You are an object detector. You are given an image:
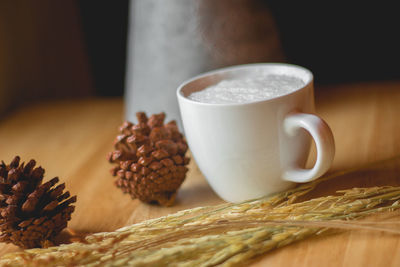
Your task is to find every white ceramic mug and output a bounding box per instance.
[177,63,335,203]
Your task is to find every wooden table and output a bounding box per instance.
[1,81,400,266]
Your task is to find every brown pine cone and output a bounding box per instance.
[0,156,76,248]
[108,112,190,206]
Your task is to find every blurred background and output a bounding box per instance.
[1,0,399,117]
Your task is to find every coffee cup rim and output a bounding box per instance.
[176,63,314,106]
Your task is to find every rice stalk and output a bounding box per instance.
[1,172,400,266]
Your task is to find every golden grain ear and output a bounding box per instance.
[2,167,399,265]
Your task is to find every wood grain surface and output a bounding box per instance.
[1,81,400,266]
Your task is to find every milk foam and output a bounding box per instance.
[188,74,305,104]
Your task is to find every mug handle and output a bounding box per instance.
[282,111,335,183]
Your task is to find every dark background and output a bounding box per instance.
[267,2,400,84]
[78,1,129,97]
[78,1,400,96]
[1,0,399,113]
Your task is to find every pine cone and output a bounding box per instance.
[108,112,190,206]
[0,156,76,248]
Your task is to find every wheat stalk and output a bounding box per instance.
[1,177,400,266]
